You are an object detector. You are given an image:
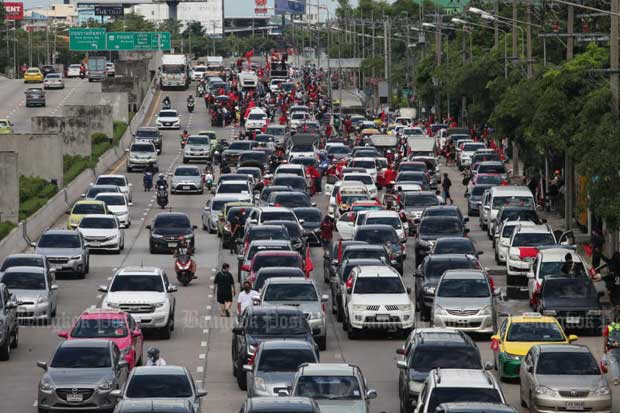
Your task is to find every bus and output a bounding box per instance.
[160,54,189,90]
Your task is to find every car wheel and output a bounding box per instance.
[150,243,156,254]
[342,313,349,331]
[51,305,57,318]
[236,364,247,390]
[347,326,358,340]
[10,328,18,349]
[38,408,48,413]
[159,321,172,339]
[208,226,216,234]
[317,335,327,351]
[202,221,207,231]
[183,158,189,164]
[0,335,10,360]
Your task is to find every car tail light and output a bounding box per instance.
[345,276,353,290]
[242,264,251,272]
[489,277,495,291]
[322,303,326,312]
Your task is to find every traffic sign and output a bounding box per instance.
[69,28,106,51]
[106,32,171,51]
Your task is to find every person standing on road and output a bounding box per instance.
[441,173,453,205]
[603,322,620,384]
[229,209,244,254]
[214,263,235,317]
[591,226,605,268]
[237,281,260,316]
[319,215,335,250]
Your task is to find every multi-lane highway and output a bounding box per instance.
[0,77,100,132]
[0,86,617,413]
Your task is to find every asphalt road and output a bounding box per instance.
[0,85,617,413]
[0,77,100,132]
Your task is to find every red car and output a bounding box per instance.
[58,309,143,369]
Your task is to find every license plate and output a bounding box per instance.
[182,185,190,190]
[66,393,83,402]
[168,242,177,248]
[565,402,584,411]
[566,316,580,324]
[376,314,390,321]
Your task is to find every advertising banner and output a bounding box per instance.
[3,2,24,20]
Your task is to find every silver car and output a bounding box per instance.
[520,344,611,413]
[0,266,58,323]
[202,194,252,234]
[183,135,211,163]
[111,366,207,411]
[126,142,158,172]
[33,229,89,278]
[432,269,497,334]
[260,278,328,351]
[170,165,204,194]
[37,340,128,412]
[245,340,318,397]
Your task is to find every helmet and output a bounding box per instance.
[159,174,164,178]
[183,129,188,133]
[147,347,160,359]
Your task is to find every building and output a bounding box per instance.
[131,0,224,35]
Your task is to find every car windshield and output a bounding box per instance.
[512,233,555,247]
[271,194,310,208]
[294,376,362,400]
[79,217,116,229]
[502,225,517,238]
[344,175,373,185]
[187,137,209,145]
[110,275,164,292]
[255,271,302,290]
[492,196,533,209]
[219,183,249,194]
[290,158,316,167]
[354,277,404,294]
[426,259,477,280]
[1,271,45,290]
[0,256,44,270]
[419,220,462,236]
[154,215,190,228]
[175,168,200,177]
[135,130,157,138]
[261,211,295,222]
[277,168,303,177]
[409,347,481,371]
[237,169,261,179]
[263,284,317,301]
[246,314,308,335]
[226,207,251,224]
[258,349,316,372]
[131,144,155,152]
[96,195,125,206]
[476,175,503,185]
[292,144,314,152]
[328,146,351,154]
[434,240,476,255]
[463,143,485,152]
[539,261,586,278]
[38,234,80,248]
[240,152,267,162]
[397,173,426,182]
[229,142,254,150]
[249,228,289,242]
[478,164,506,174]
[248,113,267,120]
[437,278,490,298]
[542,278,597,299]
[87,187,118,198]
[411,151,434,158]
[365,217,401,229]
[273,177,305,191]
[266,127,285,135]
[400,164,426,172]
[51,347,111,368]
[254,255,300,270]
[343,249,386,262]
[501,209,539,223]
[424,209,459,218]
[427,388,502,413]
[71,318,128,338]
[507,322,565,342]
[536,352,600,375]
[96,177,125,186]
[403,194,439,207]
[355,227,398,244]
[471,185,492,196]
[73,203,106,214]
[125,374,193,398]
[158,111,177,117]
[294,209,321,223]
[350,160,375,169]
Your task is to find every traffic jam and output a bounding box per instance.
[1,51,617,413]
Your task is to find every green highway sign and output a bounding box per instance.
[70,28,171,51]
[69,28,106,51]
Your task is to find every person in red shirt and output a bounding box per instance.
[279,113,287,125]
[383,164,396,188]
[325,124,332,138]
[319,215,335,249]
[306,165,321,195]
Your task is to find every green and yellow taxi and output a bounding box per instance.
[217,201,254,248]
[491,312,577,380]
[66,200,109,229]
[0,119,13,134]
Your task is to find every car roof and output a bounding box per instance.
[4,253,45,260]
[42,229,80,236]
[435,237,472,244]
[254,250,300,258]
[442,269,486,280]
[355,224,395,231]
[154,212,190,219]
[246,397,317,412]
[3,266,46,274]
[81,214,115,219]
[97,174,126,179]
[95,192,125,198]
[432,369,496,388]
[538,248,581,261]
[412,328,470,344]
[437,402,517,413]
[489,185,531,195]
[60,339,111,348]
[213,194,252,201]
[250,239,291,247]
[355,265,400,278]
[114,400,193,413]
[259,339,315,350]
[298,363,356,376]
[174,165,201,170]
[246,305,304,316]
[132,365,188,375]
[508,312,559,324]
[343,244,384,252]
[537,344,590,353]
[220,180,250,185]
[426,205,460,212]
[514,224,552,234]
[259,207,293,213]
[116,267,161,276]
[264,277,314,286]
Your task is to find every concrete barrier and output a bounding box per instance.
[0,151,19,223]
[31,116,92,156]
[0,133,64,187]
[82,92,129,123]
[62,105,114,141]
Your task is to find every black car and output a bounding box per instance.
[466,184,494,216]
[268,192,313,208]
[272,174,308,193]
[397,329,483,413]
[396,171,430,189]
[259,185,293,206]
[239,151,269,169]
[353,224,404,274]
[25,88,46,107]
[292,207,322,246]
[331,258,384,322]
[147,212,197,253]
[40,64,56,76]
[240,397,320,413]
[254,267,305,292]
[431,237,481,258]
[536,275,604,333]
[420,205,467,224]
[491,206,541,241]
[222,141,257,167]
[414,254,481,320]
[322,240,367,283]
[134,127,162,153]
[262,220,305,256]
[232,306,317,390]
[414,216,468,265]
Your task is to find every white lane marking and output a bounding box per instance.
[201,341,207,347]
[96,294,102,299]
[209,276,215,281]
[211,268,217,272]
[204,316,211,321]
[107,277,112,280]
[33,401,37,407]
[208,294,213,298]
[206,305,212,310]
[196,366,204,373]
[209,285,214,289]
[199,354,205,360]
[203,329,208,334]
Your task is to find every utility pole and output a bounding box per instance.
[493,0,499,49]
[372,11,375,77]
[526,0,533,79]
[565,4,575,231]
[511,0,519,177]
[384,18,389,87]
[611,0,619,252]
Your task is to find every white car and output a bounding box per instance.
[506,224,556,285]
[458,142,486,168]
[348,158,378,181]
[342,172,378,198]
[336,209,372,240]
[98,267,177,338]
[105,62,115,77]
[156,109,181,129]
[66,64,82,78]
[344,265,414,338]
[94,193,132,228]
[494,220,537,264]
[77,214,125,253]
[191,65,207,81]
[362,210,408,242]
[245,108,268,130]
[95,174,133,202]
[327,181,368,217]
[43,73,64,89]
[289,143,316,159]
[289,111,311,130]
[402,127,426,138]
[269,79,281,93]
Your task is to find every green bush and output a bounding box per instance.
[19,176,58,221]
[0,221,17,241]
[64,155,92,183]
[113,121,128,142]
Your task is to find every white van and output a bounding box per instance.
[479,186,535,235]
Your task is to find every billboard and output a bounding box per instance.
[275,0,305,14]
[223,0,275,19]
[3,2,24,20]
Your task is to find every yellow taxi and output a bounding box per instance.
[491,312,577,380]
[24,67,44,83]
[66,200,109,229]
[0,119,13,134]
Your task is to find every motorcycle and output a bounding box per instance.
[187,100,195,113]
[162,100,171,110]
[156,185,168,208]
[175,254,195,286]
[143,172,153,191]
[197,84,205,97]
[205,173,213,191]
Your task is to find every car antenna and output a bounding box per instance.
[140,258,143,268]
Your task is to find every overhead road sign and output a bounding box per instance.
[95,5,124,16]
[69,28,106,51]
[69,28,171,51]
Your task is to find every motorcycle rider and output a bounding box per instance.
[146,347,166,366]
[174,235,197,278]
[162,96,171,108]
[180,129,189,146]
[156,173,168,191]
[143,163,155,191]
[204,165,214,190]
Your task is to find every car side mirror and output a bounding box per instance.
[406,287,412,294]
[568,334,578,343]
[36,361,48,370]
[5,301,17,309]
[168,285,178,293]
[396,360,407,369]
[98,285,108,293]
[30,242,37,247]
[321,294,329,302]
[196,389,208,398]
[50,284,59,291]
[278,389,290,397]
[57,330,68,339]
[484,362,493,370]
[146,225,152,230]
[366,389,378,400]
[110,389,122,398]
[527,365,534,374]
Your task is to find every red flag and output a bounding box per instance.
[337,239,343,261]
[583,244,593,257]
[519,247,539,259]
[305,247,314,278]
[244,49,254,63]
[490,338,499,352]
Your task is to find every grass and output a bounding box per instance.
[64,155,92,184]
[19,176,58,221]
[0,221,17,241]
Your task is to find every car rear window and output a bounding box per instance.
[263,283,318,301]
[51,347,111,368]
[257,349,316,372]
[253,255,301,270]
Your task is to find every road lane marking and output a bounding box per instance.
[196,366,203,373]
[199,354,205,359]
[203,329,208,334]
[201,341,207,347]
